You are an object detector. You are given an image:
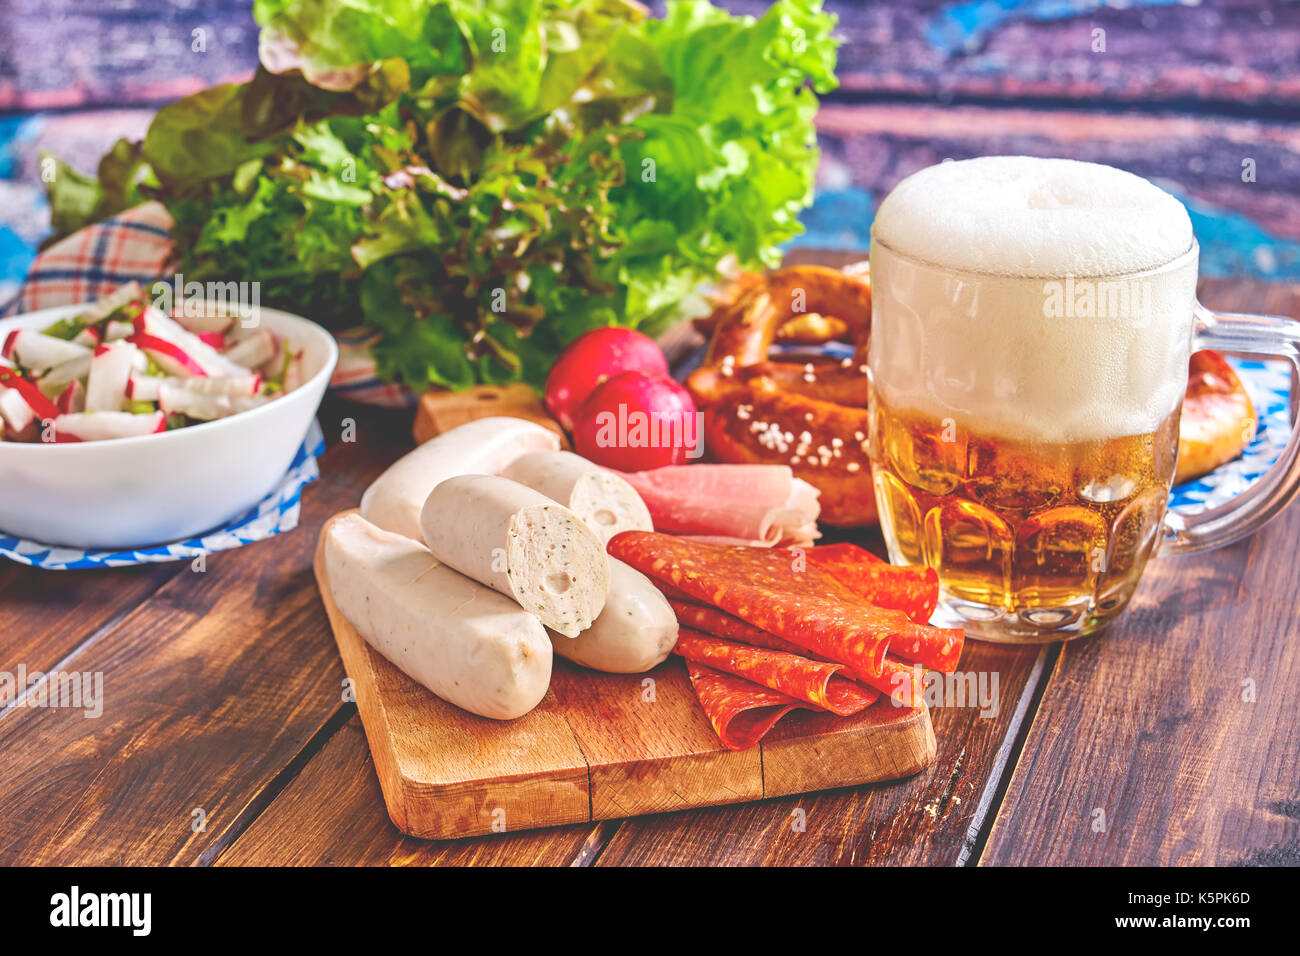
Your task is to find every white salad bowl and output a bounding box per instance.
[0,303,338,551]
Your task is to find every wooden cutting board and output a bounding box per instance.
[312,388,937,841]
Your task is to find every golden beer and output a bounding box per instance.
[869,398,1179,637]
[868,156,1201,641]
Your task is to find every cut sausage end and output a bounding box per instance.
[507,503,609,637]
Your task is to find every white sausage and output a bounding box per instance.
[420,474,609,638]
[549,559,677,673]
[501,452,672,672]
[323,513,551,720]
[500,450,653,546]
[360,417,561,540]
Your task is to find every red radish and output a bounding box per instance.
[56,379,86,414]
[73,325,103,348]
[173,310,235,335]
[3,330,91,373]
[104,319,134,341]
[196,331,226,350]
[128,372,262,402]
[158,382,230,420]
[126,332,208,377]
[0,367,60,421]
[158,382,269,420]
[133,307,249,378]
[36,354,92,392]
[544,327,669,432]
[180,373,262,397]
[85,340,140,412]
[222,329,277,370]
[126,371,159,401]
[52,410,165,442]
[571,370,699,471]
[0,387,39,441]
[78,281,145,324]
[282,350,304,393]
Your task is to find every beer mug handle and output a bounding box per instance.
[1161,303,1300,554]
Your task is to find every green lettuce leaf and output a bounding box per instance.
[43,0,839,391]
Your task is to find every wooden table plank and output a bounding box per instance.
[982,280,1300,866]
[216,714,600,866]
[0,399,409,865]
[0,562,181,690]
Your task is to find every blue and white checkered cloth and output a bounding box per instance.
[0,420,326,570]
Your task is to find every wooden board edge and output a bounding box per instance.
[587,748,764,821]
[312,510,593,841]
[412,385,567,447]
[760,703,937,799]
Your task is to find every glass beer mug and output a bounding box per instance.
[866,157,1300,643]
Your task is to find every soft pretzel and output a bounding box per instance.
[687,265,876,527]
[695,272,849,343]
[1176,349,1257,484]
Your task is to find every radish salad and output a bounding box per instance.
[0,283,304,442]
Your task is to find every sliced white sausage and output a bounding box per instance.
[500,450,653,546]
[501,452,670,671]
[323,513,551,720]
[549,559,677,674]
[360,416,561,540]
[420,475,609,638]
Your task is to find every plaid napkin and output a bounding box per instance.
[1,201,415,408]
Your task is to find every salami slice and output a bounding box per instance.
[671,601,922,707]
[609,531,905,678]
[874,657,925,709]
[653,578,702,604]
[821,674,879,714]
[684,661,808,751]
[802,543,939,625]
[886,623,963,674]
[674,628,877,716]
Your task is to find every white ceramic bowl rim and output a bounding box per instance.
[0,302,339,454]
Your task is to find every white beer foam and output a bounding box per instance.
[868,158,1197,444]
[872,156,1193,277]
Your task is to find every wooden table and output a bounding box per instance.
[0,267,1296,867]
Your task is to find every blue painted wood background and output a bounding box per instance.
[1,0,1298,304]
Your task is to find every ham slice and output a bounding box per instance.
[611,464,821,547]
